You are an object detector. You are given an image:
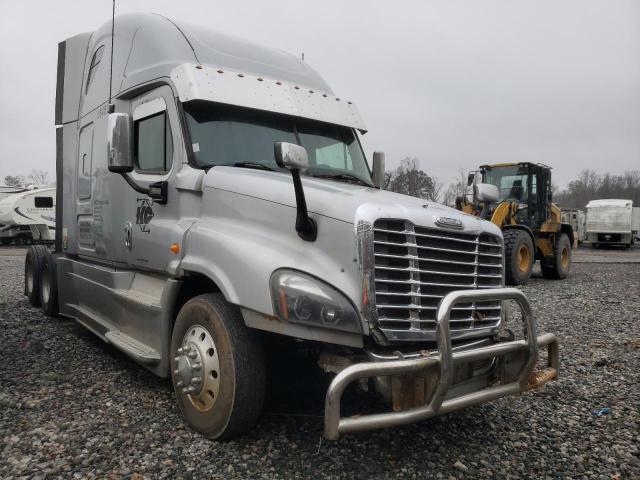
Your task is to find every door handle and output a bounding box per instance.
[124,221,133,250]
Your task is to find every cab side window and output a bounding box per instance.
[134,111,173,174]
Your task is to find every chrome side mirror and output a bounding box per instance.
[274,142,309,171]
[273,142,316,241]
[107,113,133,173]
[476,183,499,203]
[372,151,385,189]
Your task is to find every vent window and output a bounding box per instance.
[85,45,105,94]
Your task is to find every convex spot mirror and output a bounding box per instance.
[476,183,499,203]
[274,142,309,171]
[107,113,134,173]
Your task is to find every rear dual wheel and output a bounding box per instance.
[171,294,265,439]
[24,245,48,306]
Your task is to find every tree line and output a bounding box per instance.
[383,158,640,210]
[554,170,640,209]
[4,169,51,187]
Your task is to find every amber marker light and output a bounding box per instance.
[170,243,180,254]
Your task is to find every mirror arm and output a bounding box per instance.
[120,173,168,205]
[291,169,317,241]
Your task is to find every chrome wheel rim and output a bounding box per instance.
[174,324,220,412]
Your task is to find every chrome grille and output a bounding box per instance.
[372,219,503,342]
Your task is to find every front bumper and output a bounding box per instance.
[324,288,559,440]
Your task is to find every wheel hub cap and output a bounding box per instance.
[174,324,220,412]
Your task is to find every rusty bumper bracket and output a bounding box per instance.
[324,288,559,440]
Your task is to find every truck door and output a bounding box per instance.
[124,86,180,272]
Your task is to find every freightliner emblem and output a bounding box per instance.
[435,216,463,229]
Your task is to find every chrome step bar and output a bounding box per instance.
[324,288,559,440]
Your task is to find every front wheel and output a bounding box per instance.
[171,293,265,439]
[503,229,534,285]
[541,233,572,279]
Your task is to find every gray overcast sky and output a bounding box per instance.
[0,0,638,189]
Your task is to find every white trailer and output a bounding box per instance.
[561,209,586,245]
[0,188,56,245]
[0,185,28,202]
[585,199,634,248]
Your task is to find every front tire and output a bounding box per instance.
[503,229,534,285]
[171,293,265,439]
[541,233,571,279]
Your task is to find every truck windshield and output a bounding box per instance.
[184,101,372,185]
[483,165,530,202]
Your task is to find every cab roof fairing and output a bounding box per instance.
[170,63,367,133]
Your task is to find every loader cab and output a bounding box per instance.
[480,162,552,230]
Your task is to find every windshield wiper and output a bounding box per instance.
[313,172,373,187]
[233,162,274,171]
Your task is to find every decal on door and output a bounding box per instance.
[136,198,154,233]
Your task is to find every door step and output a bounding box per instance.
[105,330,161,365]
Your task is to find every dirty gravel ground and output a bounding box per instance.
[0,249,638,479]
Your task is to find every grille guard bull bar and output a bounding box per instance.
[324,288,559,440]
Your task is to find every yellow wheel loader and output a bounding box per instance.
[456,162,573,285]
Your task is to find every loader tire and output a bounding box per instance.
[541,233,571,279]
[171,293,265,439]
[40,252,59,317]
[504,229,534,286]
[25,245,48,307]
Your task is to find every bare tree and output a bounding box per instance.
[4,175,26,187]
[27,169,50,185]
[385,157,439,200]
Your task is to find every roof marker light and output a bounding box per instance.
[238,73,244,78]
[322,93,327,97]
[294,86,300,90]
[195,65,203,70]
[217,69,224,74]
[276,81,282,85]
[257,77,264,81]
[336,98,340,101]
[309,90,314,94]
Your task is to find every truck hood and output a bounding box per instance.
[204,167,502,236]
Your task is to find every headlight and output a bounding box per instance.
[270,270,362,334]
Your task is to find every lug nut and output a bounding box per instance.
[188,350,198,359]
[177,347,184,354]
[173,356,180,362]
[176,380,183,387]
[192,362,202,371]
[173,369,179,376]
[191,376,202,384]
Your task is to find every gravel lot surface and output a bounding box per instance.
[1,248,638,479]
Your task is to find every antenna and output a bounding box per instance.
[108,0,115,113]
[301,52,304,61]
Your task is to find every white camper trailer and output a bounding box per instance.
[0,185,28,202]
[586,199,634,247]
[0,187,56,245]
[561,209,586,246]
[25,13,559,440]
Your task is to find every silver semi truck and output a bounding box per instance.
[25,13,559,440]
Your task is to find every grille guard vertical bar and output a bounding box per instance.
[324,287,544,440]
